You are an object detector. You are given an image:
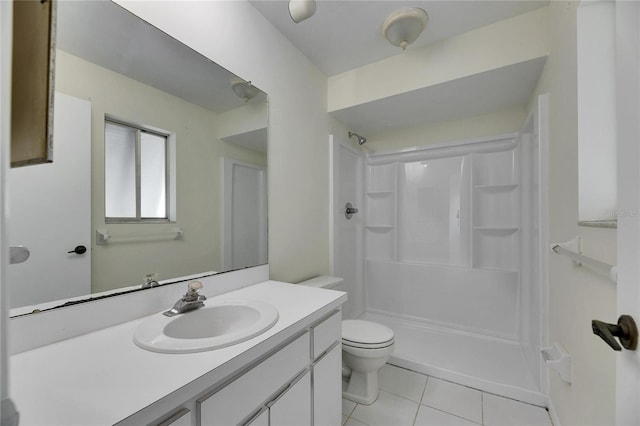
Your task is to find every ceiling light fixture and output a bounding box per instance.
[232,79,260,103]
[288,0,316,23]
[382,7,429,50]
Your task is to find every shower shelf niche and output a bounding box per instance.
[473,227,519,233]
[366,190,394,195]
[364,163,398,261]
[363,141,524,272]
[474,183,519,192]
[471,147,521,272]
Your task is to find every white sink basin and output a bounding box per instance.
[134,299,279,354]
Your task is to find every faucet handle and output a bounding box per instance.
[187,281,203,296]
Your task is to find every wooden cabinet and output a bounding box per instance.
[11,0,55,166]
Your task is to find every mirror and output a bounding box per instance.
[577,2,616,228]
[8,0,268,315]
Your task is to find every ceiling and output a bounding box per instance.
[57,1,549,141]
[249,1,549,77]
[251,0,549,136]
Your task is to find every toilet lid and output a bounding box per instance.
[342,320,395,345]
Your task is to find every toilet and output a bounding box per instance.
[298,276,395,405]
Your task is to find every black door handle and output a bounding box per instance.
[67,245,87,255]
[592,315,638,351]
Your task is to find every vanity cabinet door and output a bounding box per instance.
[268,370,311,426]
[312,311,341,359]
[313,344,342,426]
[198,332,309,426]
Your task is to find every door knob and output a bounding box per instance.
[67,245,87,255]
[592,315,638,351]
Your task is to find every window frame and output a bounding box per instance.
[104,117,171,224]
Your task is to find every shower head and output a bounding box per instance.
[349,131,367,145]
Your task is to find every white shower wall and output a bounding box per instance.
[364,137,525,340]
[366,261,519,339]
[359,129,546,404]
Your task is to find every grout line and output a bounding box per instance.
[481,391,485,425]
[420,404,483,426]
[379,364,430,403]
[420,375,429,404]
[481,389,548,409]
[412,376,429,426]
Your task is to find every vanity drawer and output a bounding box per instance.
[312,311,341,359]
[198,331,310,426]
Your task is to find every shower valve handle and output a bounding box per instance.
[592,315,638,351]
[345,202,359,220]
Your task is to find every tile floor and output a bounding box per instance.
[342,365,553,426]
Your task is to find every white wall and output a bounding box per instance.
[530,2,617,425]
[328,7,549,112]
[365,107,526,153]
[117,0,330,283]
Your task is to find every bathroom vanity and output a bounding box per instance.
[10,279,346,425]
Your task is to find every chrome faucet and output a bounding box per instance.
[163,281,207,317]
[142,273,159,289]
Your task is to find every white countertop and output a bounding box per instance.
[11,281,346,426]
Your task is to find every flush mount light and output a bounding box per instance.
[232,79,260,103]
[289,0,316,23]
[382,7,429,50]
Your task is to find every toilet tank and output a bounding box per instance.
[297,276,345,292]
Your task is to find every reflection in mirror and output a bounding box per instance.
[8,0,268,315]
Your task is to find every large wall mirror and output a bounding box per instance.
[577,2,616,228]
[8,0,268,315]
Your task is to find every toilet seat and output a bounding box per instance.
[342,320,395,349]
[342,339,394,350]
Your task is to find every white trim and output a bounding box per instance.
[536,93,551,398]
[548,400,562,426]
[0,0,12,409]
[367,133,518,165]
[615,1,640,423]
[328,134,335,275]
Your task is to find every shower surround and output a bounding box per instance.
[349,114,546,406]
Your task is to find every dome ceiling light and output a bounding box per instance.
[289,0,316,23]
[232,79,260,103]
[382,7,429,50]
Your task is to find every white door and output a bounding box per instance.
[615,1,640,424]
[221,158,267,271]
[7,92,91,309]
[330,135,364,319]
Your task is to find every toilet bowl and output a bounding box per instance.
[297,276,396,405]
[341,319,395,405]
